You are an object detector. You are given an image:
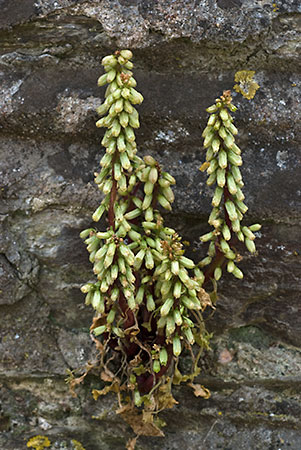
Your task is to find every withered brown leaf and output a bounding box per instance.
[188,383,211,399]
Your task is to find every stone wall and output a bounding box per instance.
[0,1,300,449]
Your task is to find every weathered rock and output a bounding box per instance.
[0,0,301,449]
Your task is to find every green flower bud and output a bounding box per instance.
[124,126,135,142]
[123,99,133,113]
[179,256,195,269]
[204,131,214,148]
[245,238,256,253]
[225,200,238,221]
[220,239,231,254]
[146,293,156,311]
[227,260,235,273]
[115,98,123,113]
[85,291,93,306]
[231,218,241,233]
[145,249,154,269]
[208,240,216,257]
[119,111,129,128]
[120,151,131,170]
[106,68,117,83]
[135,286,145,305]
[227,173,238,195]
[80,228,94,239]
[117,133,126,152]
[212,186,223,207]
[144,180,154,196]
[129,87,144,104]
[224,250,236,260]
[207,114,216,126]
[92,290,101,310]
[202,126,213,138]
[120,49,133,60]
[102,54,117,66]
[142,221,157,230]
[231,143,241,155]
[199,256,212,267]
[127,294,136,310]
[224,133,234,150]
[111,286,119,302]
[220,108,229,122]
[218,150,228,169]
[97,73,108,86]
[173,309,183,326]
[133,249,145,270]
[249,223,262,232]
[200,231,214,243]
[96,103,109,116]
[111,120,121,137]
[149,167,158,184]
[235,200,248,214]
[214,267,222,281]
[81,283,94,294]
[158,194,172,211]
[222,223,231,241]
[173,335,182,356]
[183,327,195,345]
[112,88,122,100]
[228,150,242,166]
[235,187,245,201]
[232,266,243,279]
[217,168,226,187]
[159,348,168,366]
[153,360,161,373]
[173,280,182,299]
[162,172,176,185]
[145,207,153,221]
[207,158,218,175]
[124,208,141,220]
[166,315,176,336]
[128,108,140,128]
[218,126,227,140]
[93,325,106,336]
[206,172,217,186]
[231,165,242,183]
[206,105,218,113]
[161,298,174,316]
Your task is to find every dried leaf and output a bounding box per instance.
[189,383,211,399]
[66,369,90,398]
[128,354,142,367]
[118,406,164,437]
[90,315,106,330]
[126,436,138,450]
[90,332,104,352]
[142,411,154,424]
[156,384,178,410]
[100,367,115,382]
[92,382,120,400]
[198,287,214,310]
[172,367,183,385]
[200,162,210,172]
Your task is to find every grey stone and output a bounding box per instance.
[0,0,300,449]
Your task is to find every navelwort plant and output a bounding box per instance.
[75,50,261,445]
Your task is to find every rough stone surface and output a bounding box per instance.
[0,1,301,449]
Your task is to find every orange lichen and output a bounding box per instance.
[26,435,51,450]
[71,439,86,450]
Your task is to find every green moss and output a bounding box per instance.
[229,326,271,349]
